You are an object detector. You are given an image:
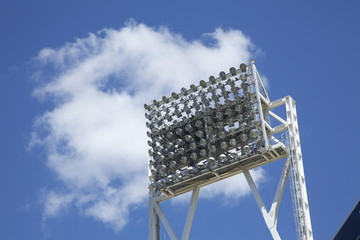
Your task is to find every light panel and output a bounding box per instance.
[145,63,266,190]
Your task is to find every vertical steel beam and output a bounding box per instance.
[149,189,160,240]
[149,206,160,240]
[251,63,269,150]
[153,201,178,240]
[285,96,313,240]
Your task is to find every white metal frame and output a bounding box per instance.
[148,64,313,240]
[254,95,313,240]
[285,97,313,240]
[149,186,200,240]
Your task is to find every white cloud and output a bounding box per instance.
[31,20,263,231]
[43,191,74,217]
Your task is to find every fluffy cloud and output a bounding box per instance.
[31,21,262,231]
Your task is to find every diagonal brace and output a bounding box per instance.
[152,200,178,240]
[268,157,291,228]
[181,185,200,240]
[150,185,201,240]
[241,160,291,240]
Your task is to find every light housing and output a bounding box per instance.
[145,63,266,190]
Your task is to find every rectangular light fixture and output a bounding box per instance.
[145,63,266,190]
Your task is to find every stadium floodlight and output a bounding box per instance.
[144,63,269,192]
[146,62,313,240]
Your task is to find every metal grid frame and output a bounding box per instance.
[146,63,313,240]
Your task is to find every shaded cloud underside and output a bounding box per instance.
[31,21,264,231]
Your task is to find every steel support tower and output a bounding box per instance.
[145,62,313,240]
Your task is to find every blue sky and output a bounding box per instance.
[1,1,359,239]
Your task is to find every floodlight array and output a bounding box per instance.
[145,63,266,190]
